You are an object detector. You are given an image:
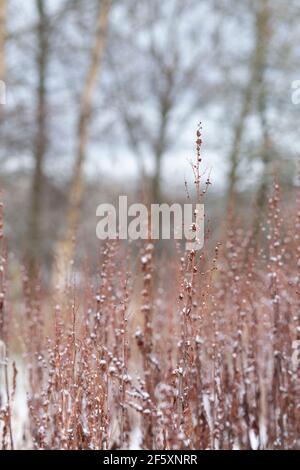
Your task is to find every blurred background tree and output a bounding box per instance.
[0,0,299,280]
[0,0,6,85]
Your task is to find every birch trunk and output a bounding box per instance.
[53,0,112,286]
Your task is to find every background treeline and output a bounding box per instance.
[0,0,299,277]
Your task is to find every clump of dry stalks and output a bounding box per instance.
[0,132,300,450]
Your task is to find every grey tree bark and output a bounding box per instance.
[53,0,112,285]
[226,0,271,215]
[27,0,49,279]
[0,0,6,82]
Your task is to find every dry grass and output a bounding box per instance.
[0,135,300,450]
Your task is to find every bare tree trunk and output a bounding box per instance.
[254,0,272,211]
[252,1,272,244]
[151,84,172,203]
[53,0,112,284]
[27,0,49,280]
[226,0,270,214]
[0,0,6,117]
[152,146,164,204]
[0,0,6,82]
[226,83,253,211]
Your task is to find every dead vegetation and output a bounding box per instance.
[0,134,300,450]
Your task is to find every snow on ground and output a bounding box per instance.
[0,354,30,449]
